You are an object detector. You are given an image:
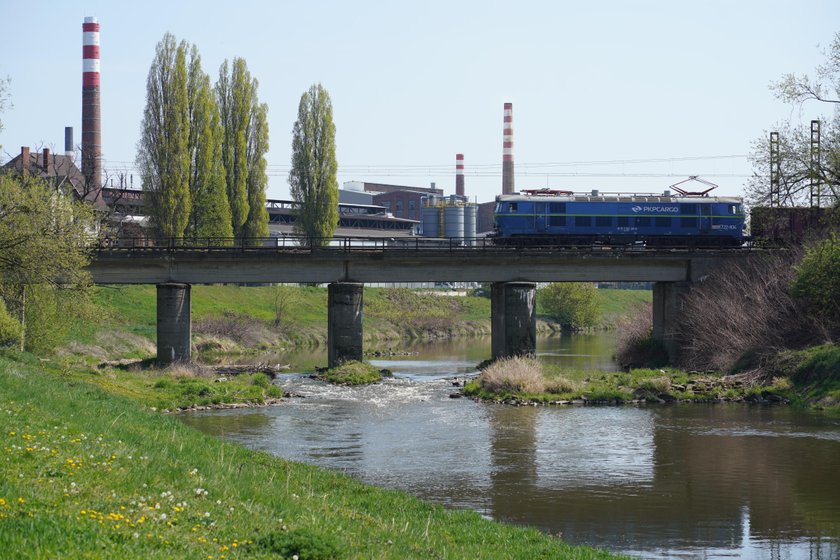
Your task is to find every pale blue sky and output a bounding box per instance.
[1,0,837,202]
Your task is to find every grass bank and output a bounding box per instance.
[69,286,649,365]
[0,352,627,559]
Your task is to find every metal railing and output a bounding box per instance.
[93,235,758,255]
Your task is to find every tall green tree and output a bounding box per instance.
[747,32,840,207]
[185,46,232,240]
[244,97,270,240]
[539,283,600,331]
[0,174,96,351]
[289,83,339,245]
[137,33,191,239]
[216,59,252,238]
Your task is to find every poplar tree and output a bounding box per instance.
[137,33,191,239]
[244,96,270,241]
[289,84,339,246]
[216,59,251,238]
[186,46,232,241]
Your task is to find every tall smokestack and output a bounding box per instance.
[64,126,74,160]
[455,153,465,197]
[502,102,514,194]
[82,16,102,194]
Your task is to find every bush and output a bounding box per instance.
[254,529,340,559]
[791,234,840,335]
[0,299,21,348]
[539,283,600,330]
[479,357,547,394]
[676,253,815,371]
[614,303,669,368]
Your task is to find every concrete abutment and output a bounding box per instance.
[156,283,191,365]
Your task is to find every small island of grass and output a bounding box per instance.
[317,360,390,385]
[463,356,797,406]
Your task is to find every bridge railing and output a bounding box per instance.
[94,235,756,254]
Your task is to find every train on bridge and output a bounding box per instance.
[492,188,746,247]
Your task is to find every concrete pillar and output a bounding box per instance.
[157,283,191,365]
[491,282,536,360]
[652,281,691,363]
[328,282,364,367]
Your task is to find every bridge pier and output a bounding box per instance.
[157,283,191,365]
[652,281,691,363]
[491,282,537,359]
[328,282,364,367]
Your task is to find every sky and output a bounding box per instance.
[0,0,838,203]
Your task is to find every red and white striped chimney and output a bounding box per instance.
[82,16,102,194]
[455,153,465,197]
[502,102,514,195]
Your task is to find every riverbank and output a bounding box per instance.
[0,351,628,559]
[462,354,840,412]
[76,285,648,362]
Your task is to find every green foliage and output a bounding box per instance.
[0,298,21,347]
[319,361,383,385]
[254,529,339,559]
[791,234,840,332]
[185,45,232,240]
[0,175,95,352]
[539,283,600,330]
[289,83,339,246]
[217,58,252,238]
[615,328,670,369]
[138,33,191,239]
[243,96,270,241]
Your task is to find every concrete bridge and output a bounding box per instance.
[89,238,752,366]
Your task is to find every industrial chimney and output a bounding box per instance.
[82,16,102,195]
[502,102,514,195]
[455,153,465,197]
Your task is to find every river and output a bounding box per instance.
[181,334,840,559]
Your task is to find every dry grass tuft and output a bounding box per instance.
[480,357,548,394]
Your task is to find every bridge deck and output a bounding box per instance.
[89,239,753,284]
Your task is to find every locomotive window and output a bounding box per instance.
[595,216,612,227]
[575,216,591,227]
[617,216,629,227]
[509,203,518,212]
[549,203,566,213]
[681,217,698,228]
[655,217,671,227]
[549,215,566,227]
[730,205,738,214]
[681,204,697,215]
[636,217,651,227]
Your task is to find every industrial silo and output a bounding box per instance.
[443,205,465,241]
[464,204,477,245]
[422,206,441,237]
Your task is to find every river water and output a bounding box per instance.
[181,334,840,559]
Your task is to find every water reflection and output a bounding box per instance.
[182,335,840,559]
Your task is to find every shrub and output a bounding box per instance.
[538,283,600,330]
[791,234,840,336]
[676,253,815,371]
[614,303,669,368]
[0,299,21,348]
[254,529,340,559]
[479,357,546,394]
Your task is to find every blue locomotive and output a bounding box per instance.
[493,189,746,247]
